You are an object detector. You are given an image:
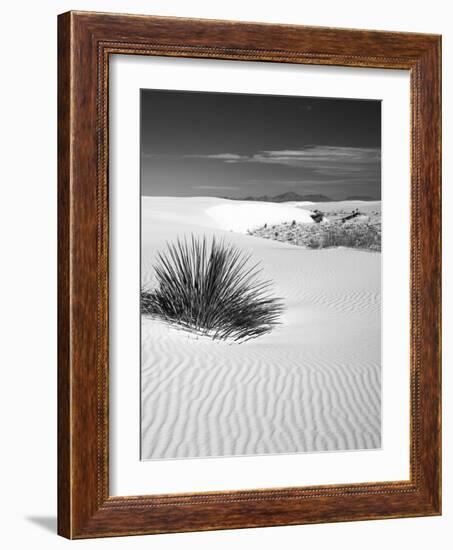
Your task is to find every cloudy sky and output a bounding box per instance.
[141,89,381,200]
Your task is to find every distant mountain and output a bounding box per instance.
[224,192,380,202]
[228,192,334,203]
[344,195,379,201]
[272,192,333,202]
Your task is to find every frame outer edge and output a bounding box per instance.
[435,35,442,515]
[422,36,442,514]
[57,11,73,539]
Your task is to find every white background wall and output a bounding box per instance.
[0,1,450,548]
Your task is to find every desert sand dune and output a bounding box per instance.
[141,196,381,460]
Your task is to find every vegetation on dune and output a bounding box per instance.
[303,221,381,250]
[141,235,284,342]
[248,219,381,251]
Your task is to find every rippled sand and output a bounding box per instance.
[141,197,381,460]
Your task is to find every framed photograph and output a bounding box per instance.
[58,11,441,539]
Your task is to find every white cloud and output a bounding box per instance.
[184,153,245,161]
[239,146,380,168]
[186,146,380,172]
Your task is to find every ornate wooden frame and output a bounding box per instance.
[58,11,441,539]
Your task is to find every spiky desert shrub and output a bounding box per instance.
[141,235,284,342]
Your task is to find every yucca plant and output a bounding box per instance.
[141,235,284,342]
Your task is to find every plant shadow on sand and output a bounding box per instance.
[141,235,284,343]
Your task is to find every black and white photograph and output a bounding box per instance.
[140,89,382,460]
[1,1,445,545]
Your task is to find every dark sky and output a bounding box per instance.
[141,89,381,200]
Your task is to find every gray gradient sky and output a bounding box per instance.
[141,89,381,200]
